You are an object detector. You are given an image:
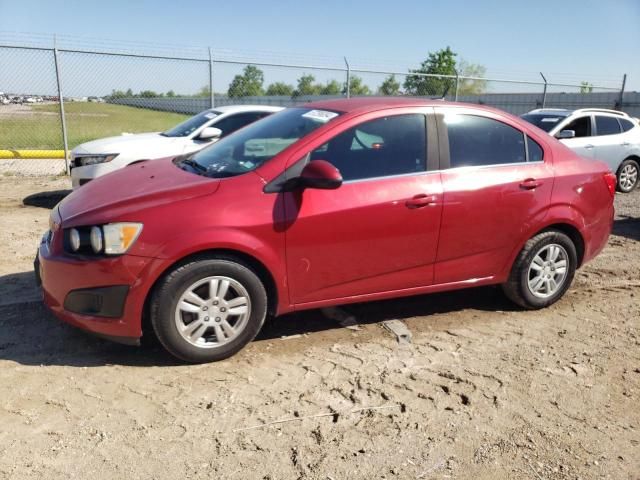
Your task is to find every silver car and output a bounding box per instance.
[522,108,640,192]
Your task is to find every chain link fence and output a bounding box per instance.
[0,40,633,176]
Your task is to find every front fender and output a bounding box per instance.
[142,226,289,314]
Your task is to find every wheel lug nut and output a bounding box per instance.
[220,307,226,312]
[213,301,218,305]
[215,317,221,322]
[202,306,208,311]
[204,316,209,321]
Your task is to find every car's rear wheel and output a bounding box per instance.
[502,230,577,309]
[617,158,639,193]
[150,257,268,363]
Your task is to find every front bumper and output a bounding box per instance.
[70,161,119,189]
[36,236,163,342]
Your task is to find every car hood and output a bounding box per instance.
[58,157,219,225]
[72,132,179,154]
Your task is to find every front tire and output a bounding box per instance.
[150,257,268,363]
[502,230,577,309]
[617,158,639,193]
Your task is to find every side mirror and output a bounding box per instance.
[198,127,222,141]
[299,160,342,190]
[556,129,576,139]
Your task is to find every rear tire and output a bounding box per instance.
[617,158,639,193]
[502,230,577,309]
[150,257,268,363]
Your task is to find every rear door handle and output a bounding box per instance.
[519,178,543,190]
[622,142,630,147]
[585,144,594,149]
[405,194,437,209]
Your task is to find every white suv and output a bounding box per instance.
[522,108,640,192]
[70,105,282,189]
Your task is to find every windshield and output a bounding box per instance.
[163,110,220,137]
[520,113,569,132]
[183,107,341,178]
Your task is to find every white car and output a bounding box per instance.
[70,105,282,189]
[521,108,640,192]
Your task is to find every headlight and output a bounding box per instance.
[64,223,143,255]
[74,153,118,167]
[103,223,143,255]
[90,226,103,253]
[69,228,81,251]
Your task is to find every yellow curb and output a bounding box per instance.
[0,150,67,159]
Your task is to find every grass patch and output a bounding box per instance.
[0,102,189,150]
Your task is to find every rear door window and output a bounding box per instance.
[443,114,526,168]
[595,116,622,136]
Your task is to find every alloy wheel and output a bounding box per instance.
[174,276,251,348]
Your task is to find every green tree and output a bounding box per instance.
[580,81,594,93]
[344,75,371,96]
[109,89,127,99]
[228,65,265,97]
[404,46,457,96]
[377,74,401,96]
[196,85,211,98]
[456,59,487,96]
[166,90,176,97]
[293,74,321,97]
[319,80,342,95]
[265,82,295,96]
[139,90,161,98]
[125,88,134,97]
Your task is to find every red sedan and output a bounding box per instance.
[36,98,615,362]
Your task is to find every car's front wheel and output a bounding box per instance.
[150,257,268,363]
[617,158,639,193]
[502,230,577,309]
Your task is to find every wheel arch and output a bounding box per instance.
[141,248,280,340]
[537,223,585,267]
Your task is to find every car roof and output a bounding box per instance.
[303,96,503,115]
[526,108,630,118]
[210,105,283,114]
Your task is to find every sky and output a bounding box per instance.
[0,0,639,96]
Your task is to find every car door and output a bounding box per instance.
[433,107,554,284]
[282,110,443,305]
[556,115,596,159]
[592,115,627,172]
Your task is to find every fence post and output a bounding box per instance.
[539,72,548,108]
[617,73,627,110]
[344,56,350,98]
[454,72,460,101]
[53,40,70,174]
[208,47,214,109]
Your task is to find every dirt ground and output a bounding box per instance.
[0,176,638,480]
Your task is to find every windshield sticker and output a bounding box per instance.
[204,112,217,119]
[541,117,560,122]
[302,110,339,123]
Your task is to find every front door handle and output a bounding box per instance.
[405,194,437,209]
[622,142,630,147]
[519,178,543,190]
[585,144,594,149]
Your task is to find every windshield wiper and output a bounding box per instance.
[179,158,207,173]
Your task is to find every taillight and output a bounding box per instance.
[603,172,617,197]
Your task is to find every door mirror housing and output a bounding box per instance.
[198,127,222,141]
[556,129,576,139]
[299,160,343,190]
